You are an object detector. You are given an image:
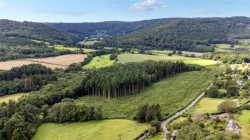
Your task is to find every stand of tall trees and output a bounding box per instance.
[76,61,203,100]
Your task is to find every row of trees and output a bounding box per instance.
[76,61,203,99]
[202,52,250,64]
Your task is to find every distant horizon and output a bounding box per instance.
[0,0,250,22]
[1,16,250,23]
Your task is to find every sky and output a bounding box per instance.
[0,0,249,23]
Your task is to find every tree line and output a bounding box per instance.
[75,61,203,100]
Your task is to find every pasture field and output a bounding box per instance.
[214,44,233,52]
[49,45,96,53]
[83,54,115,69]
[79,40,100,45]
[150,50,204,57]
[0,93,29,103]
[190,98,244,114]
[236,110,250,140]
[117,54,218,66]
[0,54,87,70]
[77,70,215,119]
[33,119,148,140]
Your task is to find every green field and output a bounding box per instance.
[0,93,29,103]
[48,45,96,53]
[214,44,233,52]
[33,119,148,140]
[83,54,115,69]
[191,98,244,114]
[77,70,215,119]
[117,54,218,66]
[79,40,100,45]
[236,110,250,140]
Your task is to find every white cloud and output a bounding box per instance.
[0,1,5,9]
[131,0,165,11]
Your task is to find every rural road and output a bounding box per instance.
[161,83,213,140]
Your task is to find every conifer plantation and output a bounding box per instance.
[76,61,203,99]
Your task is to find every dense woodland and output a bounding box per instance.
[100,17,250,52]
[46,18,170,37]
[76,61,203,99]
[0,64,57,96]
[0,20,80,46]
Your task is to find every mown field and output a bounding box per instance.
[0,54,87,70]
[236,110,250,140]
[83,54,115,69]
[0,93,29,103]
[33,119,148,140]
[48,44,96,53]
[79,40,100,45]
[77,70,216,119]
[117,54,218,66]
[189,98,246,114]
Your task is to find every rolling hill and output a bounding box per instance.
[45,18,171,37]
[0,19,80,46]
[102,17,250,52]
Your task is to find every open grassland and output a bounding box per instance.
[33,119,148,140]
[77,70,215,119]
[83,54,115,69]
[214,44,233,52]
[79,40,100,45]
[151,50,204,57]
[191,98,244,114]
[117,54,218,66]
[49,44,96,53]
[236,110,250,140]
[0,93,29,103]
[0,54,87,70]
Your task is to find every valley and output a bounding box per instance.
[0,12,250,140]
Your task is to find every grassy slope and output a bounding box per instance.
[190,98,246,114]
[77,70,215,119]
[0,93,30,103]
[48,45,96,53]
[236,110,250,140]
[79,40,100,45]
[33,119,148,140]
[83,54,115,69]
[117,54,218,66]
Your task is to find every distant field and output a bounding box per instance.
[49,45,96,53]
[0,54,87,70]
[83,54,115,69]
[0,93,29,103]
[214,44,233,52]
[79,40,100,45]
[33,119,148,140]
[236,110,250,140]
[117,54,218,66]
[77,70,215,119]
[151,50,204,57]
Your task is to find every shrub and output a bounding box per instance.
[218,100,237,113]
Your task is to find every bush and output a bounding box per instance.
[206,85,219,98]
[218,100,237,113]
[226,85,239,97]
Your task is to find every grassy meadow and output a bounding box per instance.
[0,93,29,103]
[77,70,216,119]
[79,40,100,45]
[236,110,250,140]
[117,54,218,66]
[82,54,115,69]
[48,44,96,53]
[33,119,148,140]
[190,98,246,114]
